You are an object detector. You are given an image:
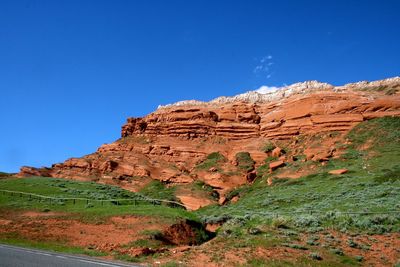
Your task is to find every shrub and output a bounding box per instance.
[196,152,227,170]
[374,167,400,183]
[262,141,276,153]
[284,243,308,250]
[202,214,232,224]
[235,152,255,172]
[271,216,291,229]
[248,227,262,235]
[330,248,344,256]
[293,215,321,228]
[347,239,360,248]
[309,252,322,260]
[354,255,364,262]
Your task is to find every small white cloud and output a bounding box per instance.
[254,55,274,76]
[255,85,279,94]
[253,65,263,73]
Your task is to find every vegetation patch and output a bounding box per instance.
[197,118,400,235]
[0,177,196,221]
[195,152,227,171]
[262,141,276,153]
[235,152,255,172]
[139,180,178,203]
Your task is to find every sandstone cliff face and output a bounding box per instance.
[124,91,400,139]
[17,77,400,200]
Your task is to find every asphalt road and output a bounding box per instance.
[0,244,139,267]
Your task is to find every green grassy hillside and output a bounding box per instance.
[0,117,398,266]
[0,177,196,222]
[198,117,400,234]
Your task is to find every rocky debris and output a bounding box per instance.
[329,169,349,175]
[230,196,240,203]
[170,246,191,254]
[304,147,335,162]
[127,247,156,257]
[218,196,227,205]
[205,223,222,233]
[208,167,218,172]
[271,147,282,158]
[338,76,400,91]
[95,242,119,252]
[159,77,400,108]
[269,160,285,171]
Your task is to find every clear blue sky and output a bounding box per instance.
[1,0,399,173]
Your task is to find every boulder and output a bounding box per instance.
[269,160,285,171]
[271,147,282,157]
[218,196,227,205]
[208,167,218,172]
[329,169,348,175]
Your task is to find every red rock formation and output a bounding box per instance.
[16,77,400,197]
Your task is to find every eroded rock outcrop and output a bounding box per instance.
[17,77,400,200]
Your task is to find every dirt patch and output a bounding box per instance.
[0,212,169,254]
[150,230,400,266]
[21,211,63,218]
[0,219,12,226]
[1,209,399,266]
[316,231,400,266]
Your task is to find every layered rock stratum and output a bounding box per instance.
[18,77,400,205]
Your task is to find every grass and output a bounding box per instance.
[0,177,197,222]
[235,152,255,172]
[0,176,137,199]
[198,117,400,234]
[190,180,219,200]
[1,117,399,266]
[139,180,178,202]
[262,141,276,153]
[195,152,227,171]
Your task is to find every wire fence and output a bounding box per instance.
[0,189,186,209]
[1,189,399,216]
[226,209,400,218]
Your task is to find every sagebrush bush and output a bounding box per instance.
[262,141,276,153]
[293,215,321,228]
[235,152,255,172]
[271,216,291,229]
[196,152,227,170]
